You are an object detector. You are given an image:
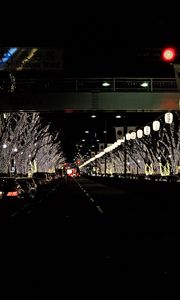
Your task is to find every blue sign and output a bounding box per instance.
[0,48,17,65]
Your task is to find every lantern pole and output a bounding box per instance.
[104,119,107,177]
[124,112,127,178]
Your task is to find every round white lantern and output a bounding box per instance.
[144,126,151,135]
[152,120,160,131]
[137,129,143,138]
[164,112,173,124]
[126,133,131,140]
[130,132,136,139]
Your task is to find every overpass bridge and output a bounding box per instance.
[0,76,179,111]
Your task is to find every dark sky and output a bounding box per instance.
[3,6,180,49]
[30,10,179,161]
[2,8,179,161]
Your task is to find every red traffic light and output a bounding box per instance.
[162,47,176,62]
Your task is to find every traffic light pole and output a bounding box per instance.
[162,47,180,108]
[172,64,180,109]
[173,63,180,92]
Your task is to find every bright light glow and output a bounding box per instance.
[116,139,122,145]
[102,82,110,87]
[160,162,170,176]
[126,133,131,140]
[141,82,148,87]
[130,132,136,139]
[116,115,121,118]
[144,126,151,135]
[2,144,7,149]
[145,163,154,175]
[120,137,125,143]
[7,191,18,197]
[162,47,176,62]
[95,152,105,158]
[152,120,160,131]
[137,129,143,138]
[164,112,173,124]
[91,115,96,118]
[67,169,72,174]
[79,110,177,173]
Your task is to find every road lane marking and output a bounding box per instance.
[90,197,94,202]
[76,180,97,208]
[11,211,19,217]
[21,203,30,210]
[96,205,103,213]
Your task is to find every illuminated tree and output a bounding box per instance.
[0,112,65,175]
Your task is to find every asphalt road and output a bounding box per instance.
[0,176,179,296]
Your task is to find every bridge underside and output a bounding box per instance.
[0,91,179,111]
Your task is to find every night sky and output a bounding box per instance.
[2,8,180,161]
[37,12,180,161]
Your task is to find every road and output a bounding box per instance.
[0,175,179,296]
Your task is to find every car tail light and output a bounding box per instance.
[7,191,18,197]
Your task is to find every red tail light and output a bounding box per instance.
[7,191,18,197]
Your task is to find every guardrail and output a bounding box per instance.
[0,76,178,93]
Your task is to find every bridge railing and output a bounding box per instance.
[0,76,178,93]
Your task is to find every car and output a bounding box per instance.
[0,177,25,200]
[16,177,37,199]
